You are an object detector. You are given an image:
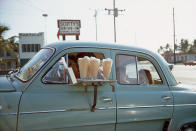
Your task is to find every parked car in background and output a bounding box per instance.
[184,61,196,66]
[0,41,196,131]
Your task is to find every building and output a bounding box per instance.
[19,32,44,66]
[0,46,18,75]
[168,53,196,63]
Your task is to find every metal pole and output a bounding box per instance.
[113,0,116,43]
[94,10,98,41]
[173,8,176,64]
[42,13,48,45]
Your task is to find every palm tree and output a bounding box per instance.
[0,25,9,39]
[0,24,19,68]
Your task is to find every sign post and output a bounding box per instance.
[57,19,81,40]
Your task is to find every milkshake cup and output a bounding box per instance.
[102,58,113,79]
[89,57,100,80]
[78,56,90,79]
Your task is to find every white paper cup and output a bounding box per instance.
[103,58,113,79]
[78,56,90,79]
[89,57,100,80]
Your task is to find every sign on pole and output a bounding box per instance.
[57,20,81,40]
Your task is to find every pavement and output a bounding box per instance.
[171,65,196,85]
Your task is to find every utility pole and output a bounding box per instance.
[113,0,116,43]
[42,13,48,45]
[94,10,98,41]
[105,0,125,43]
[173,8,176,64]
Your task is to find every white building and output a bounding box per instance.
[169,53,196,63]
[19,32,44,66]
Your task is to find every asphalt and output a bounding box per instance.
[171,65,196,85]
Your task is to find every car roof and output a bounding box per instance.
[45,41,154,55]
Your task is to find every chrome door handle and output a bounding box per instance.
[101,98,112,103]
[0,105,2,110]
[162,96,171,100]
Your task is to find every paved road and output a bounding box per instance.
[171,65,196,85]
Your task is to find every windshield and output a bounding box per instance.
[16,48,54,81]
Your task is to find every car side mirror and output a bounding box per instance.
[168,64,174,71]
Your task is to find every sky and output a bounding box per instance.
[0,0,196,52]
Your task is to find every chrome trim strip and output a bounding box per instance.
[118,105,173,110]
[118,104,196,110]
[19,108,89,115]
[96,107,116,110]
[0,112,17,116]
[0,107,116,116]
[1,104,196,116]
[174,104,196,107]
[19,109,66,114]
[18,107,116,115]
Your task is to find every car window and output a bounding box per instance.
[42,52,104,84]
[16,48,54,81]
[116,55,137,84]
[137,57,162,85]
[116,54,163,85]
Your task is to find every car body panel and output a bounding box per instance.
[0,76,16,92]
[0,92,21,130]
[111,49,173,130]
[17,47,116,131]
[169,84,196,130]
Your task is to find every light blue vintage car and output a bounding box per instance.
[0,41,196,131]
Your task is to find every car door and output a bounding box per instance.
[111,50,173,131]
[17,47,116,131]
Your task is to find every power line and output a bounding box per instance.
[16,0,45,13]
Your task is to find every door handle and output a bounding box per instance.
[161,96,171,100]
[101,98,112,103]
[0,105,2,110]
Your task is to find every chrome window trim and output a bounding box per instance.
[136,56,139,84]
[56,46,173,86]
[41,51,106,84]
[22,45,174,92]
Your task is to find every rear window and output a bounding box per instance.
[116,54,163,85]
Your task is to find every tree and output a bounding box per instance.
[194,39,196,46]
[0,24,19,67]
[0,25,9,39]
[158,43,173,62]
[179,39,190,53]
[158,43,172,54]
[188,39,196,53]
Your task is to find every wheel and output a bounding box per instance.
[180,123,196,131]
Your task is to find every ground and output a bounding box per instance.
[172,65,196,85]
